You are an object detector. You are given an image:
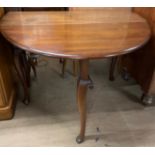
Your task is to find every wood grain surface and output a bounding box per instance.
[0,9,151,59]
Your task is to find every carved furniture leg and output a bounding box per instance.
[109,57,118,81]
[76,59,91,144]
[13,49,30,105]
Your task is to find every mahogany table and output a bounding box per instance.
[0,9,151,143]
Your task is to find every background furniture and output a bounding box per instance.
[3,8,68,104]
[0,8,16,120]
[62,8,132,79]
[120,8,155,105]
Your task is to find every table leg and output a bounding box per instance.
[109,57,118,81]
[61,59,67,77]
[76,59,91,144]
[21,51,31,87]
[28,54,37,79]
[13,50,30,105]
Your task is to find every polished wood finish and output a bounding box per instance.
[0,9,151,142]
[121,8,155,105]
[0,37,16,119]
[0,8,4,17]
[76,60,90,143]
[0,8,16,120]
[4,7,68,81]
[0,10,150,59]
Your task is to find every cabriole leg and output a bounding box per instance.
[76,59,91,144]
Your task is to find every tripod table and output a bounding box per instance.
[0,10,151,143]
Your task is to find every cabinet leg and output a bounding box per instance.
[109,57,118,81]
[141,93,153,105]
[76,60,90,144]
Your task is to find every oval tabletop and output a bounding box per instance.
[0,9,151,59]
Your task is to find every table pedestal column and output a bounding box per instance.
[76,59,91,144]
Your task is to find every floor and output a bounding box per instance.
[0,57,155,147]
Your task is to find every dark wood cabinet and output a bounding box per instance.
[0,8,16,119]
[121,8,155,104]
[0,36,16,120]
